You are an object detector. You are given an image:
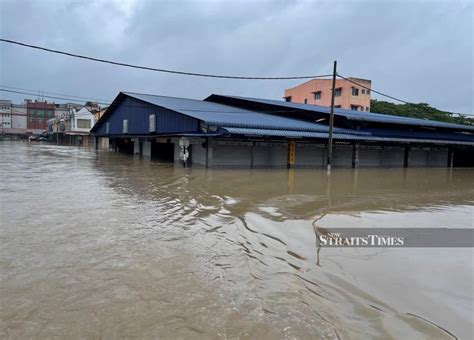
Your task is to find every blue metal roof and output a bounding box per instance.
[207,95,474,132]
[123,92,363,134]
[91,92,474,146]
[222,127,474,146]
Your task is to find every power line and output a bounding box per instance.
[336,73,412,104]
[0,88,109,106]
[0,38,332,80]
[0,84,112,103]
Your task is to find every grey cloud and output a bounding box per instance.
[0,0,472,113]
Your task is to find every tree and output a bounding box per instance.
[370,100,474,126]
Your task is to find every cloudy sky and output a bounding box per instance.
[0,0,472,113]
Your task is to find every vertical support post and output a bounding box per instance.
[287,168,295,193]
[352,143,359,168]
[250,141,255,169]
[403,145,410,168]
[95,136,99,151]
[327,60,337,174]
[287,140,296,169]
[205,137,213,168]
[133,138,140,156]
[447,146,454,168]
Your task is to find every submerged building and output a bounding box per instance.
[90,92,474,168]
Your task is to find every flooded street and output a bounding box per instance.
[1,141,473,339]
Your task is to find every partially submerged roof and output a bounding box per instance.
[92,91,361,134]
[205,94,474,132]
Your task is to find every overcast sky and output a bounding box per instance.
[0,0,472,113]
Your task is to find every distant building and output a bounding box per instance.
[284,77,372,112]
[11,103,27,130]
[0,100,12,132]
[26,100,55,131]
[93,106,108,123]
[69,107,95,132]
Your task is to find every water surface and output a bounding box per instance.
[1,142,473,339]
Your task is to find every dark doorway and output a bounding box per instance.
[151,141,174,162]
[115,138,134,154]
[453,147,474,167]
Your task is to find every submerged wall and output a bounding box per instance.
[107,137,452,169]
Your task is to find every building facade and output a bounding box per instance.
[26,100,55,131]
[11,104,27,130]
[0,100,12,132]
[69,107,95,132]
[284,77,372,111]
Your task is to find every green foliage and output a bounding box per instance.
[370,100,474,126]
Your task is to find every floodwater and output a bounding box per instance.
[0,141,473,339]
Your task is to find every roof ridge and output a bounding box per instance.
[122,91,204,103]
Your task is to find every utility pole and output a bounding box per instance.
[327,60,337,174]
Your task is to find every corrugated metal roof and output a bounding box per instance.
[208,95,474,132]
[363,128,474,143]
[123,92,364,134]
[221,127,474,146]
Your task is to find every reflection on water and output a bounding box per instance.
[1,142,473,339]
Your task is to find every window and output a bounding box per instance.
[77,119,91,129]
[123,119,128,134]
[149,114,156,132]
[314,91,321,100]
[352,87,359,96]
[285,96,292,102]
[351,105,359,111]
[304,99,308,104]
[366,107,369,111]
[367,89,371,95]
[334,88,342,97]
[335,105,341,108]
[106,122,110,134]
[362,89,366,94]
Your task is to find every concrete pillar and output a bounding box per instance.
[142,140,152,158]
[403,146,410,168]
[250,141,255,168]
[206,137,214,168]
[174,143,181,164]
[352,143,359,168]
[133,138,140,155]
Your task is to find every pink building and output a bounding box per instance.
[284,77,372,111]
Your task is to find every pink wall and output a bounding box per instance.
[284,77,372,111]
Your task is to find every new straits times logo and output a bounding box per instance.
[315,228,474,248]
[319,232,404,247]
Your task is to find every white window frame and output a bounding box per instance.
[149,114,156,132]
[123,119,128,134]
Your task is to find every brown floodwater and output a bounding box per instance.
[0,141,473,339]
